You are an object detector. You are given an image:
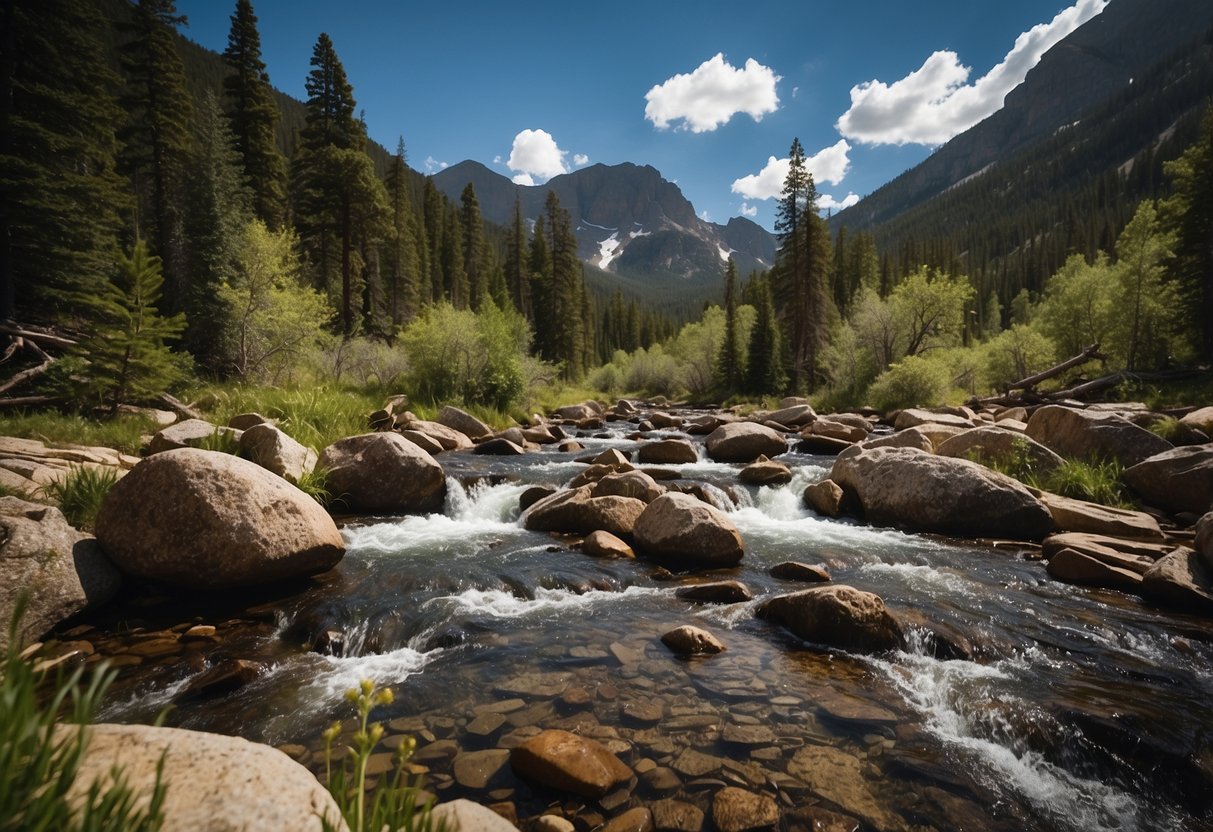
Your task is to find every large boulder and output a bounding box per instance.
[637,439,698,465]
[65,724,347,831]
[1180,406,1213,434]
[803,479,848,518]
[319,433,447,514]
[1123,446,1213,515]
[238,424,317,484]
[830,446,1053,539]
[804,418,868,444]
[765,403,817,428]
[510,729,632,798]
[758,585,905,654]
[1025,405,1172,467]
[1141,549,1213,614]
[148,419,241,455]
[704,423,788,463]
[935,426,1064,478]
[632,492,744,568]
[0,498,121,652]
[738,456,792,486]
[893,408,975,430]
[523,487,647,538]
[95,449,344,588]
[437,405,493,441]
[591,470,664,503]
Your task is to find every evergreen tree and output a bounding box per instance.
[74,240,187,415]
[745,275,785,396]
[384,137,419,326]
[119,0,194,316]
[460,183,487,309]
[222,0,286,228]
[422,179,446,305]
[503,194,530,316]
[545,191,584,378]
[183,91,249,367]
[529,214,553,357]
[0,0,128,321]
[441,207,467,307]
[297,33,359,152]
[716,258,742,392]
[1164,104,1213,362]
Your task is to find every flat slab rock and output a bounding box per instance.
[509,729,632,798]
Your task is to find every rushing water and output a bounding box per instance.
[86,420,1213,832]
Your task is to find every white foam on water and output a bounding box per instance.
[97,674,193,722]
[424,584,669,621]
[311,644,437,699]
[876,652,1146,832]
[857,561,979,598]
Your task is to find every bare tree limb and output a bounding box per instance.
[157,393,203,421]
[0,322,78,351]
[0,341,54,395]
[0,395,60,408]
[1006,343,1105,392]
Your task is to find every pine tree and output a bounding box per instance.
[297,33,359,152]
[1164,104,1213,362]
[184,91,249,367]
[772,137,820,391]
[460,183,487,309]
[74,240,187,415]
[0,0,129,322]
[745,276,786,396]
[422,180,446,306]
[222,0,286,229]
[384,137,419,326]
[441,207,467,307]
[120,0,194,316]
[716,258,742,392]
[544,191,584,377]
[503,194,530,316]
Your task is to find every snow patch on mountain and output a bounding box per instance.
[599,233,622,269]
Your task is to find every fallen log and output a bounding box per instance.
[157,392,204,421]
[1006,343,1105,393]
[0,322,78,351]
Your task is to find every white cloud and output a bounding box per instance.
[573,153,589,166]
[512,173,535,186]
[836,0,1107,146]
[731,140,853,200]
[818,192,860,212]
[506,129,570,184]
[424,155,448,173]
[493,155,502,164]
[739,202,758,218]
[645,53,781,133]
[699,209,711,222]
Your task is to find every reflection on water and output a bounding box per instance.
[89,423,1212,832]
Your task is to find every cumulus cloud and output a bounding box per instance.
[573,153,589,166]
[424,155,448,173]
[506,129,570,184]
[645,53,781,133]
[739,202,758,218]
[836,0,1107,146]
[818,192,860,212]
[731,140,853,200]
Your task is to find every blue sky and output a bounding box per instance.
[176,0,1107,229]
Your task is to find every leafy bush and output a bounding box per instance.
[867,354,954,412]
[983,325,1057,391]
[321,679,438,832]
[1,600,167,831]
[38,466,119,531]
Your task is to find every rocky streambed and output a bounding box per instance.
[11,400,1213,832]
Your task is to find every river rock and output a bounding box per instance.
[797,435,854,455]
[675,580,752,603]
[438,405,493,440]
[633,492,744,568]
[227,412,271,430]
[0,498,121,652]
[319,433,446,513]
[592,470,664,503]
[520,486,556,512]
[473,438,526,456]
[402,419,474,451]
[510,729,632,798]
[637,439,698,465]
[1141,549,1213,614]
[831,446,1053,539]
[787,744,900,832]
[583,530,635,558]
[739,456,792,486]
[148,419,241,454]
[770,561,831,582]
[935,426,1064,477]
[1046,546,1144,592]
[705,423,788,462]
[179,658,269,701]
[861,427,935,452]
[1180,405,1213,433]
[1123,446,1213,515]
[65,723,347,831]
[1025,405,1172,467]
[1039,492,1163,540]
[534,815,576,832]
[569,462,635,489]
[805,418,868,443]
[399,429,444,455]
[453,748,511,789]
[555,402,602,421]
[431,799,520,832]
[524,487,647,537]
[95,449,344,588]
[758,585,905,654]
[652,800,704,832]
[662,625,726,655]
[1041,532,1169,574]
[1197,513,1213,569]
[894,408,975,430]
[765,404,817,428]
[238,424,317,484]
[803,479,847,517]
[649,411,683,429]
[712,787,779,832]
[522,426,558,445]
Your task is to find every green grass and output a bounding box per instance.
[39,466,119,531]
[1033,459,1134,509]
[1145,416,1187,443]
[294,467,330,507]
[0,411,157,456]
[2,598,167,831]
[0,482,34,501]
[321,679,440,832]
[193,385,381,451]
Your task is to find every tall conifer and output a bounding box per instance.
[460,183,486,310]
[384,137,419,326]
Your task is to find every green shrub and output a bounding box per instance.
[39,466,119,532]
[867,354,954,412]
[964,437,1037,482]
[1035,459,1133,508]
[321,679,439,832]
[1,599,167,831]
[1146,416,1186,443]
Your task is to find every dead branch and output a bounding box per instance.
[0,322,78,351]
[1044,372,1126,400]
[0,341,54,396]
[157,392,204,421]
[0,395,60,408]
[1006,343,1105,393]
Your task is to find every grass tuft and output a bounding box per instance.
[39,466,119,531]
[1034,459,1134,508]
